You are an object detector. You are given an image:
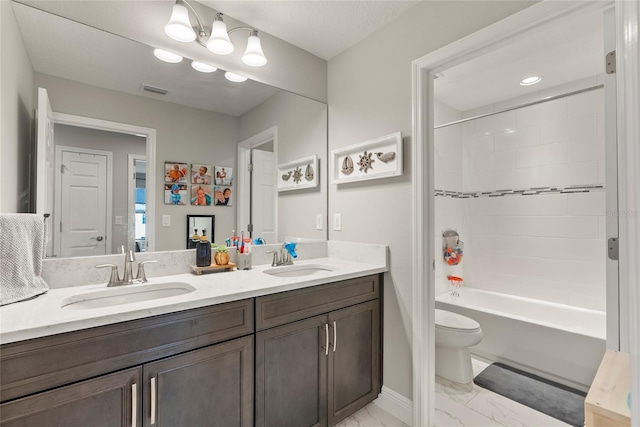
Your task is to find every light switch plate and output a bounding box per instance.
[162,215,171,227]
[115,215,123,225]
[333,213,342,231]
[316,213,323,230]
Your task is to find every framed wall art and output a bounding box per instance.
[277,155,318,192]
[330,131,402,184]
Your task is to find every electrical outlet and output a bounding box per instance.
[162,215,171,227]
[333,213,342,231]
[315,213,323,230]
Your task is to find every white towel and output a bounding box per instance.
[0,214,49,305]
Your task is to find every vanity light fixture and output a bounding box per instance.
[153,48,183,63]
[191,61,217,73]
[520,76,542,86]
[164,1,267,67]
[224,71,248,83]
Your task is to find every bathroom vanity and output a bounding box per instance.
[0,256,385,427]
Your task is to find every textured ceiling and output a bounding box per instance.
[197,1,421,60]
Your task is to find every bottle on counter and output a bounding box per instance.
[196,229,211,267]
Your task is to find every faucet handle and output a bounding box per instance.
[136,260,157,283]
[126,250,136,262]
[265,250,280,267]
[95,264,120,287]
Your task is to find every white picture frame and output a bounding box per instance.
[277,155,318,192]
[331,131,402,184]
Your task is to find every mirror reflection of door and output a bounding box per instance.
[250,142,276,244]
[130,156,147,252]
[50,122,147,257]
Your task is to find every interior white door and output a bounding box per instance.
[36,88,55,255]
[58,149,109,257]
[251,149,276,243]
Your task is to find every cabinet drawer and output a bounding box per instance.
[1,298,253,402]
[256,274,379,330]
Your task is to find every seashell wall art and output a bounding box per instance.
[331,131,403,184]
[277,155,319,191]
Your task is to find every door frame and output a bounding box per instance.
[411,1,640,425]
[52,113,157,252]
[128,154,146,252]
[237,126,278,240]
[53,145,113,258]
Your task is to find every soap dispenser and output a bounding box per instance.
[196,229,212,267]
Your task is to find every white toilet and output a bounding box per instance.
[435,309,483,383]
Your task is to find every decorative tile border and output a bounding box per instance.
[435,184,604,199]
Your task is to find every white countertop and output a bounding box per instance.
[0,257,387,345]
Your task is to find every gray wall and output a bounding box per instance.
[35,73,239,252]
[239,91,328,242]
[0,1,34,213]
[54,124,146,253]
[327,0,534,400]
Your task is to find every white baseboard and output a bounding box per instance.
[373,386,413,426]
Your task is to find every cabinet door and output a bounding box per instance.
[256,314,329,427]
[144,335,253,427]
[328,300,380,426]
[0,367,141,427]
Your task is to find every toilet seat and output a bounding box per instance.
[435,309,480,332]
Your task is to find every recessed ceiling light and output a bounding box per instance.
[520,76,542,86]
[153,48,183,64]
[191,61,217,73]
[225,71,247,83]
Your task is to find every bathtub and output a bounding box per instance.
[435,287,606,391]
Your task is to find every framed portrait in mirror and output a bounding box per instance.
[191,185,212,206]
[214,186,233,206]
[214,166,233,186]
[164,161,188,183]
[191,163,212,185]
[165,184,187,205]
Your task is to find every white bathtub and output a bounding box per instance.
[435,287,606,391]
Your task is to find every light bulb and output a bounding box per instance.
[153,48,183,63]
[207,17,234,55]
[192,61,217,73]
[520,76,542,86]
[242,32,267,66]
[164,3,196,42]
[225,71,247,83]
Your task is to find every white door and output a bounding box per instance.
[251,149,276,243]
[56,148,111,257]
[35,88,55,255]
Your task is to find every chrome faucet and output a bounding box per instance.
[266,242,297,267]
[95,247,157,287]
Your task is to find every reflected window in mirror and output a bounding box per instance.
[187,215,215,249]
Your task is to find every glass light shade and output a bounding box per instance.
[225,71,247,83]
[242,34,267,66]
[153,48,183,63]
[207,19,234,55]
[164,4,196,42]
[192,61,217,73]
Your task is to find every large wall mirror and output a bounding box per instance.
[11,1,328,258]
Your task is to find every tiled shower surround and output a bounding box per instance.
[435,79,606,311]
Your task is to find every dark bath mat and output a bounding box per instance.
[473,362,586,427]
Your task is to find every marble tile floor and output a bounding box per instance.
[338,357,573,427]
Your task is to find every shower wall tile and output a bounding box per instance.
[515,97,566,128]
[436,82,606,312]
[540,114,598,144]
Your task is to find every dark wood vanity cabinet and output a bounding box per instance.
[255,274,382,427]
[0,273,382,427]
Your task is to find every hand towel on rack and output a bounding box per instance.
[0,214,49,305]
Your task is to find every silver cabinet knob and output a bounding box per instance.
[91,235,104,241]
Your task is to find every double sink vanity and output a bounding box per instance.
[0,242,388,427]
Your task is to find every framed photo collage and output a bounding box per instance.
[164,162,234,207]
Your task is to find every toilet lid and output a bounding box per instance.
[435,309,480,331]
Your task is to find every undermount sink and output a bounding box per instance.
[263,264,337,278]
[61,282,196,310]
